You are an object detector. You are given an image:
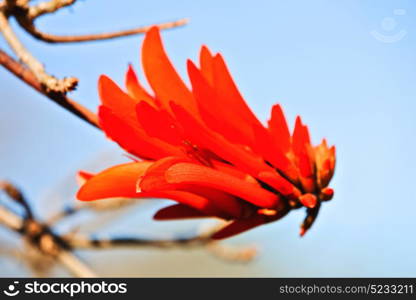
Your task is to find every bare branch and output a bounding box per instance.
[0,8,77,93]
[0,182,97,277]
[0,205,23,231]
[67,234,212,249]
[0,48,99,128]
[0,180,33,218]
[22,17,189,44]
[57,251,97,277]
[28,0,76,19]
[207,242,258,263]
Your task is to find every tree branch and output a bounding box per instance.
[27,0,76,19]
[21,17,189,44]
[0,48,99,128]
[0,181,97,277]
[0,7,78,93]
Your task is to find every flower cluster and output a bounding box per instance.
[77,27,335,239]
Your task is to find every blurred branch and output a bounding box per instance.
[66,234,213,249]
[1,181,257,276]
[0,180,33,218]
[0,181,96,277]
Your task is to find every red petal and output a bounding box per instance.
[187,60,254,146]
[77,162,153,201]
[165,162,280,208]
[212,216,266,239]
[292,116,316,192]
[154,204,208,220]
[99,106,183,160]
[171,103,274,178]
[199,45,214,85]
[98,75,139,129]
[125,64,156,106]
[292,116,311,156]
[186,186,245,218]
[212,54,264,137]
[136,101,184,146]
[142,27,198,116]
[258,171,301,200]
[140,157,245,217]
[153,190,221,216]
[139,156,193,192]
[268,104,291,153]
[211,160,258,182]
[252,123,293,173]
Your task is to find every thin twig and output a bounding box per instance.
[28,0,76,19]
[0,209,97,278]
[0,48,99,128]
[0,180,33,218]
[21,17,189,44]
[0,181,97,277]
[0,0,187,128]
[66,235,212,249]
[46,202,85,225]
[0,7,77,93]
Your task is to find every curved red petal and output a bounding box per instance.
[268,104,291,153]
[136,101,184,146]
[211,216,266,240]
[212,54,264,137]
[165,162,280,208]
[188,60,254,146]
[199,45,214,85]
[154,204,208,220]
[142,27,198,116]
[139,157,244,217]
[171,102,274,178]
[77,162,153,201]
[99,106,182,160]
[98,75,139,128]
[125,64,156,106]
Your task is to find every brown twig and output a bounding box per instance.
[0,48,99,128]
[0,6,78,93]
[27,0,76,19]
[0,0,187,127]
[20,17,189,44]
[6,0,188,44]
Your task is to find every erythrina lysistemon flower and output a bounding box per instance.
[76,27,336,239]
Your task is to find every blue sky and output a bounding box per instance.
[1,0,416,276]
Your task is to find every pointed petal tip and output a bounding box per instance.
[186,58,197,71]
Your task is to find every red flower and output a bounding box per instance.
[77,27,336,239]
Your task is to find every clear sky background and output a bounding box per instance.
[1,0,416,276]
